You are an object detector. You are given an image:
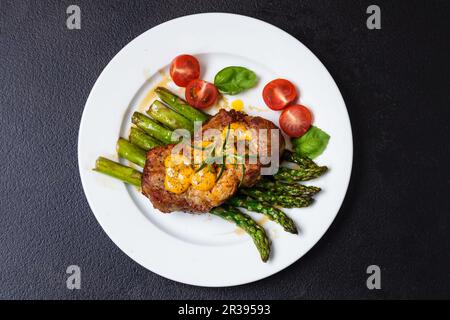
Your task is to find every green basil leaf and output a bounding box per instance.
[292,126,330,159]
[214,66,258,95]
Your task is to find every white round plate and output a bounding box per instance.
[78,13,352,287]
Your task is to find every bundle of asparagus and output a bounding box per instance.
[94,87,327,262]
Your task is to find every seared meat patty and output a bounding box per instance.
[141,144,240,213]
[141,109,285,213]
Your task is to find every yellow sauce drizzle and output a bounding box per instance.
[137,73,172,113]
[230,99,244,111]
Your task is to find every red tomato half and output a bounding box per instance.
[170,55,200,87]
[262,79,297,110]
[279,105,312,137]
[185,80,218,109]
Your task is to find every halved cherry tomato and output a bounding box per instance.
[185,79,218,109]
[262,79,297,110]
[170,55,200,87]
[279,104,312,137]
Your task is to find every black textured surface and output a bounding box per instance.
[1,0,449,299]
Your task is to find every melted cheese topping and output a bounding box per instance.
[191,166,216,191]
[164,153,216,194]
[192,140,213,165]
[164,154,193,194]
[163,122,251,194]
[222,122,252,142]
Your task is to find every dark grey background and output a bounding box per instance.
[1,0,449,299]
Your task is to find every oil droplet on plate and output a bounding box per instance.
[269,228,279,239]
[248,105,267,112]
[234,227,246,236]
[136,73,172,113]
[209,94,229,113]
[257,215,270,225]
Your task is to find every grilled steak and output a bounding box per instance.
[141,144,240,213]
[141,109,285,213]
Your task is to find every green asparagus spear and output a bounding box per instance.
[256,179,321,197]
[228,195,297,234]
[93,157,142,186]
[129,127,162,151]
[116,136,147,169]
[117,138,147,167]
[239,189,313,208]
[147,100,194,132]
[282,150,319,169]
[210,205,271,262]
[274,166,327,182]
[155,87,210,123]
[131,112,176,145]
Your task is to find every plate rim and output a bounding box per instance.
[77,12,353,287]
